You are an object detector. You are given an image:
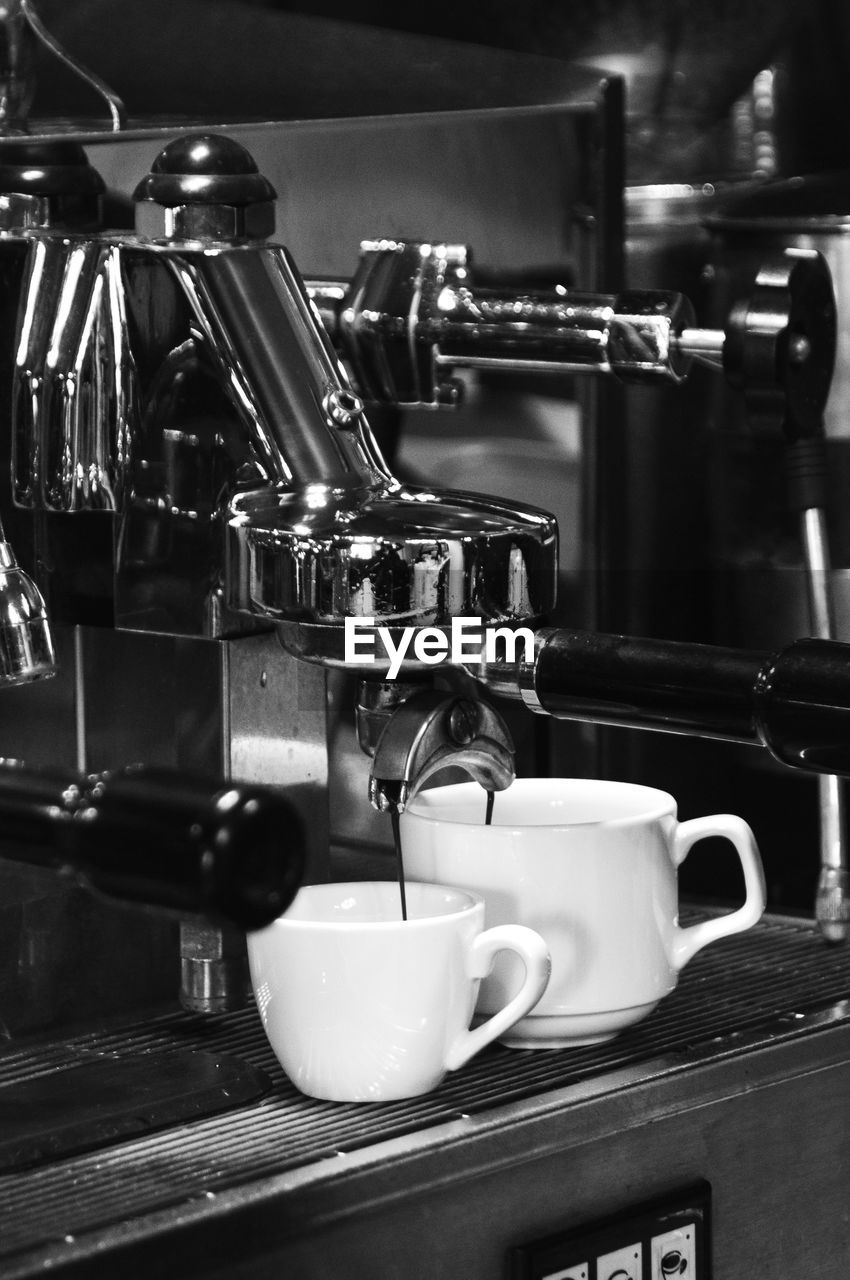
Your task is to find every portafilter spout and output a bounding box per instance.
[364,684,515,814]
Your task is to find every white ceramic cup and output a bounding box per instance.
[247,880,551,1101]
[401,778,767,1048]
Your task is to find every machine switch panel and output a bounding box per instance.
[510,1182,711,1280]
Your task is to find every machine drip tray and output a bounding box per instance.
[0,1050,272,1172]
[1,909,850,1275]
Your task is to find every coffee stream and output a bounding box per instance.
[390,806,408,921]
[390,787,496,922]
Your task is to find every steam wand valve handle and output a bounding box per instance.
[319,241,831,401]
[0,760,306,930]
[785,434,849,943]
[722,247,836,443]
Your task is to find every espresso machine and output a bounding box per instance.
[4,5,850,1278]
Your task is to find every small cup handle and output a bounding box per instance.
[444,926,551,1071]
[670,814,767,971]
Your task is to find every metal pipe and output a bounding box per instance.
[672,326,726,369]
[801,504,849,941]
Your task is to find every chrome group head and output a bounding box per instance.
[1,131,557,666]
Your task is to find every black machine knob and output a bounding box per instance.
[133,133,277,207]
[723,247,836,443]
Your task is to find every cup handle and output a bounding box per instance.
[670,814,767,971]
[444,926,551,1072]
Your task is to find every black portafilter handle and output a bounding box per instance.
[0,761,305,930]
[523,631,850,778]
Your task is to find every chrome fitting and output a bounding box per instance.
[322,386,365,428]
[0,140,104,232]
[356,679,427,757]
[179,920,249,1014]
[133,133,277,245]
[815,864,850,945]
[135,199,275,244]
[0,539,56,685]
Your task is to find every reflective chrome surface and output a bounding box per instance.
[0,127,561,1020]
[318,238,699,405]
[229,483,557,647]
[10,221,558,643]
[315,238,836,410]
[0,21,620,1047]
[14,235,128,513]
[0,537,55,684]
[801,501,849,942]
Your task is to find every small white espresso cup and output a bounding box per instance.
[247,880,551,1101]
[401,779,767,1048]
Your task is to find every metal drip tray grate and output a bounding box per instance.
[1,910,849,1269]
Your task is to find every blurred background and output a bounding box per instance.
[31,0,850,182]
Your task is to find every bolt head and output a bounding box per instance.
[135,199,275,243]
[448,700,477,745]
[323,387,365,427]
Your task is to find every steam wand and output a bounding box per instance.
[783,394,847,944]
[722,248,846,940]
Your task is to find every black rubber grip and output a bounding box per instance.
[0,761,305,930]
[532,629,766,743]
[755,638,850,776]
[785,436,828,513]
[529,629,850,780]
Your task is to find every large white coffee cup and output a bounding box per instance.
[401,778,767,1048]
[247,880,551,1101]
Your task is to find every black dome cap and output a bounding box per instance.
[133,133,276,207]
[0,140,104,197]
